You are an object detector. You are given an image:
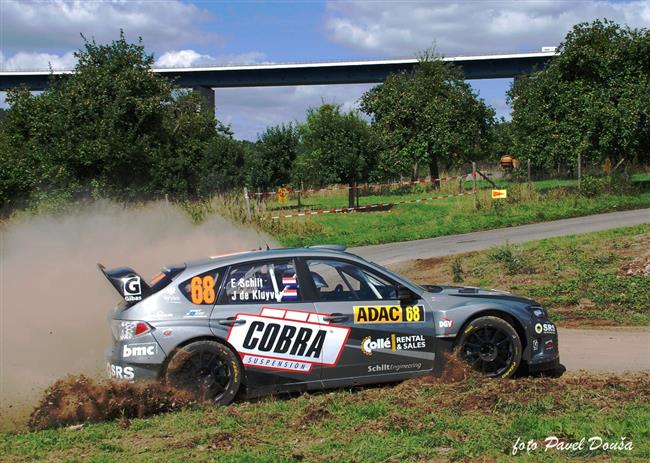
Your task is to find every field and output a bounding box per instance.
[0,225,648,462]
[256,173,650,247]
[393,224,650,326]
[1,367,648,462]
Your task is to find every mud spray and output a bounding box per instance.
[0,202,274,430]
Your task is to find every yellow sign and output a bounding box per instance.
[491,189,507,199]
[277,187,289,204]
[353,305,424,324]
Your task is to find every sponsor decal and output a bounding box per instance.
[162,329,173,337]
[360,334,426,356]
[544,340,555,351]
[367,362,422,373]
[122,342,157,358]
[122,276,142,302]
[162,285,182,304]
[532,339,539,352]
[353,305,425,324]
[226,308,350,373]
[438,318,454,329]
[184,309,207,318]
[535,322,556,334]
[107,362,135,380]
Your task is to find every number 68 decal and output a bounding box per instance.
[190,275,216,304]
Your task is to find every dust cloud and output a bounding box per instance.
[0,201,273,429]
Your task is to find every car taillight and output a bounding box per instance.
[111,320,151,341]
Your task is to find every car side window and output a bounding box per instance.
[306,259,397,302]
[178,269,221,305]
[218,259,301,304]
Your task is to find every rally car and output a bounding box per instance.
[100,245,561,404]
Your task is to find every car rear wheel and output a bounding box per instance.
[164,340,242,405]
[457,316,522,378]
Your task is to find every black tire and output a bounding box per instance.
[457,316,522,379]
[164,340,242,405]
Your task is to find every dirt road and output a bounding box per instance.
[558,327,650,372]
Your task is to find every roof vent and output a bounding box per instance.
[307,244,347,252]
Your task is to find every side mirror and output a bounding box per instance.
[397,285,417,305]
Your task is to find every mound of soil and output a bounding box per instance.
[620,252,650,276]
[28,375,196,431]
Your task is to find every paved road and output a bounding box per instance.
[353,208,650,265]
[353,209,650,372]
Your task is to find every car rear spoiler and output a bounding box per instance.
[97,264,151,305]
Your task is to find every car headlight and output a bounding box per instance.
[527,305,548,319]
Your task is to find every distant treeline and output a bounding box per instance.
[1,19,648,212]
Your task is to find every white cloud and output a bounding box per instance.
[325,1,650,55]
[156,50,267,68]
[0,0,216,53]
[0,50,77,71]
[216,84,376,141]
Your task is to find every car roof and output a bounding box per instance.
[183,245,366,273]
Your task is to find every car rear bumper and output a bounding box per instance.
[105,336,166,381]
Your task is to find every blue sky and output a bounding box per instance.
[1,1,648,140]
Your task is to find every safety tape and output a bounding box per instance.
[265,190,476,220]
[250,174,475,198]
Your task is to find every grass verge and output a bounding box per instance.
[259,175,650,247]
[393,224,650,326]
[1,369,648,462]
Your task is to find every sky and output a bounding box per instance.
[1,0,649,140]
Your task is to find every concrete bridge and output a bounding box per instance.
[0,51,555,114]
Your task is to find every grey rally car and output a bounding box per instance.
[100,245,560,404]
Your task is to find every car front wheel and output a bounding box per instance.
[164,340,242,405]
[457,316,522,378]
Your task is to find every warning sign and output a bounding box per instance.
[277,187,289,204]
[491,189,507,199]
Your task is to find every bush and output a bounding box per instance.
[489,245,535,275]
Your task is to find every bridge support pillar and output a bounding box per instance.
[193,85,215,118]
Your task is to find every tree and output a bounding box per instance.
[246,124,299,191]
[0,32,223,209]
[297,103,378,207]
[198,135,247,195]
[492,118,515,159]
[508,19,650,172]
[360,51,495,185]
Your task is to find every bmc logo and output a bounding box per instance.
[123,343,157,358]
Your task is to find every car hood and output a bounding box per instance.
[421,284,535,305]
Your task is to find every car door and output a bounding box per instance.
[304,257,435,383]
[209,258,333,391]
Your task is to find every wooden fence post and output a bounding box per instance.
[472,162,478,209]
[577,153,582,190]
[243,187,252,223]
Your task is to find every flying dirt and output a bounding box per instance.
[0,201,274,430]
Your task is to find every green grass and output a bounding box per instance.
[2,372,648,462]
[396,224,650,326]
[259,174,650,247]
